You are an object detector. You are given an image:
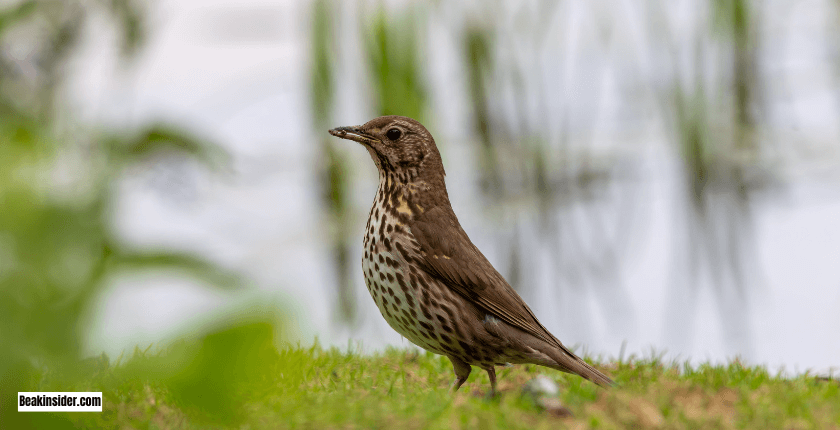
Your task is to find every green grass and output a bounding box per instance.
[15,340,840,430]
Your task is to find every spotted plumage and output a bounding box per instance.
[329,115,613,393]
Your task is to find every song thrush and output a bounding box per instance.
[329,116,613,393]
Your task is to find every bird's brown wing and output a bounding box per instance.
[409,206,563,349]
[409,206,614,387]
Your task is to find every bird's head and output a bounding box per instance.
[329,116,445,183]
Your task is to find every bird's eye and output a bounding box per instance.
[386,128,402,141]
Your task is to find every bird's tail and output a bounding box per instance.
[542,345,615,387]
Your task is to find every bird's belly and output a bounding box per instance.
[361,240,517,368]
[361,250,447,355]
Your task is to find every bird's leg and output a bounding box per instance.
[449,356,472,392]
[485,367,497,398]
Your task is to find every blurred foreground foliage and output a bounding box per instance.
[0,1,277,428]
[7,313,288,429]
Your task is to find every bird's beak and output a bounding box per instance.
[328,125,377,146]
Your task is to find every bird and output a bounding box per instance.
[329,115,613,394]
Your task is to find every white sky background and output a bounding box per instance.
[67,0,840,374]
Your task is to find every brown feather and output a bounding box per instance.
[409,205,614,387]
[330,115,614,390]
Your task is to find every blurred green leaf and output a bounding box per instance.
[107,248,244,291]
[107,0,145,57]
[464,24,502,195]
[712,0,750,40]
[122,316,283,425]
[107,123,229,171]
[309,0,356,323]
[0,3,250,426]
[366,8,427,120]
[0,1,36,38]
[311,0,334,122]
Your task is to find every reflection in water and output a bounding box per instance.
[313,0,833,364]
[52,0,840,372]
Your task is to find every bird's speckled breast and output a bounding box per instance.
[361,175,450,355]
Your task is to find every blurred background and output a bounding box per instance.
[2,0,839,383]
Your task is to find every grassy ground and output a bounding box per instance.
[15,340,840,430]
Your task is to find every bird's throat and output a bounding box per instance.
[375,172,429,222]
